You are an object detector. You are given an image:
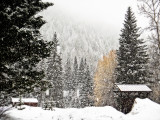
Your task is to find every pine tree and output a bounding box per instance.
[46,32,63,108]
[116,7,149,84]
[47,33,59,85]
[0,0,53,104]
[72,56,78,90]
[78,58,86,107]
[82,65,94,107]
[67,56,79,108]
[78,58,85,87]
[64,58,72,90]
[63,58,72,107]
[78,58,94,107]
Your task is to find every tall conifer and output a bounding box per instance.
[72,56,78,90]
[47,32,63,107]
[116,7,149,84]
[0,0,53,98]
[64,58,72,90]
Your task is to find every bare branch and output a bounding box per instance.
[138,0,160,50]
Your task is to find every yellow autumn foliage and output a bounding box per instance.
[94,50,116,106]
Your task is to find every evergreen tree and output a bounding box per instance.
[0,0,53,103]
[46,32,63,108]
[63,58,72,108]
[115,7,150,113]
[63,57,93,108]
[72,56,78,90]
[78,58,85,87]
[64,58,72,90]
[67,56,79,108]
[86,65,94,106]
[78,58,94,107]
[78,58,84,107]
[81,65,94,107]
[116,7,149,84]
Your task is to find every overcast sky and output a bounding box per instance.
[43,0,148,37]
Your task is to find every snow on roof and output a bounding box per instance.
[63,90,69,97]
[116,84,152,92]
[11,98,38,103]
[46,89,49,96]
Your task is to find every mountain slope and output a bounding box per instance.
[40,6,118,70]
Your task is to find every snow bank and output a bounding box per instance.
[126,98,160,120]
[2,106,124,120]
[2,98,160,120]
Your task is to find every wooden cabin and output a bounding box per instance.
[11,98,38,107]
[114,84,152,113]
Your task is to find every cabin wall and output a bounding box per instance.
[12,102,38,107]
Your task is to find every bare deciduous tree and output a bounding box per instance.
[138,0,160,49]
[138,0,160,103]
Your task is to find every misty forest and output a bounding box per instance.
[0,0,160,120]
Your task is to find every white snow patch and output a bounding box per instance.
[125,98,160,120]
[46,89,50,96]
[3,106,124,120]
[63,90,69,97]
[2,98,160,120]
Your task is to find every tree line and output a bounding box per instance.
[63,57,94,108]
[39,33,94,108]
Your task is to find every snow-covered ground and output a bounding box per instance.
[1,98,160,120]
[126,98,160,120]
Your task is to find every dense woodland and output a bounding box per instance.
[0,0,160,112]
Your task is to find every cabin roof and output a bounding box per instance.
[116,84,152,92]
[11,98,38,103]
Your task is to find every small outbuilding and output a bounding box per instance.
[11,98,38,107]
[114,84,152,113]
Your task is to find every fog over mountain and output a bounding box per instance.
[40,5,118,70]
